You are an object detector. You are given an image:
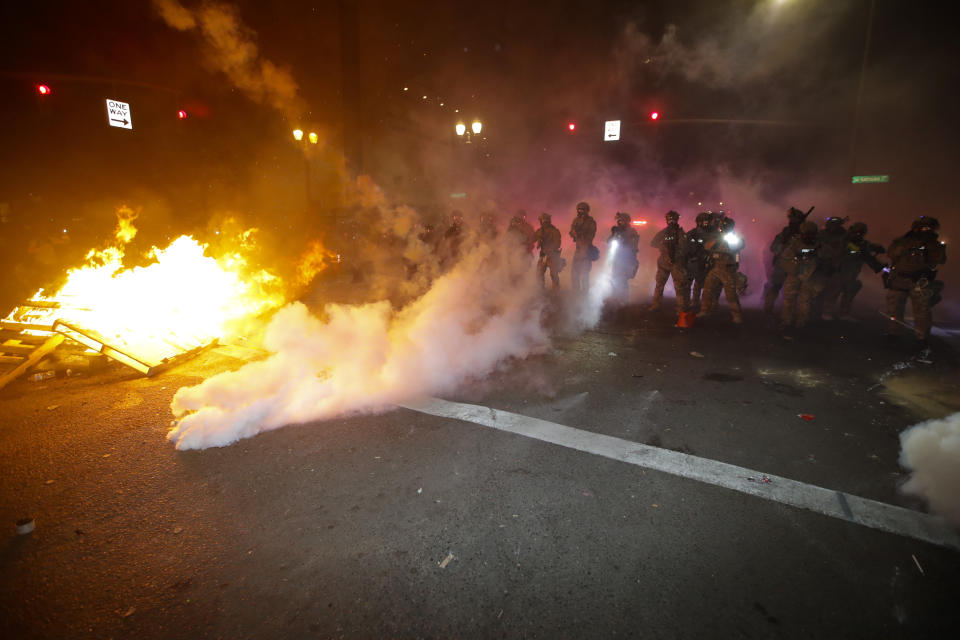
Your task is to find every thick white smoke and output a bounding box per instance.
[899,412,960,527]
[168,241,559,449]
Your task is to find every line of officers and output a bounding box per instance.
[503,203,947,341]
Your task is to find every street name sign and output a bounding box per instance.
[106,99,133,129]
[851,175,889,184]
[604,120,621,141]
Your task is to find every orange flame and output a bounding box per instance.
[296,239,339,288]
[6,208,287,363]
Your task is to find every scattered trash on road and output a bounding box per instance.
[46,405,59,411]
[690,351,705,358]
[29,371,55,382]
[44,479,54,485]
[417,487,422,495]
[745,475,773,484]
[16,518,35,535]
[608,352,617,357]
[120,606,136,618]
[912,554,925,576]
[439,552,455,569]
[797,414,815,421]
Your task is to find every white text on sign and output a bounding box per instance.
[106,99,133,130]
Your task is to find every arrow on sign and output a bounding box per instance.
[110,118,129,126]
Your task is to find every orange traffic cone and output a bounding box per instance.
[675,311,695,328]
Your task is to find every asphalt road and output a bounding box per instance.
[2,297,959,639]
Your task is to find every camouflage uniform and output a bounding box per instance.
[699,220,744,323]
[779,223,824,329]
[763,207,810,314]
[608,213,640,303]
[816,218,849,319]
[884,217,947,340]
[824,223,884,318]
[534,214,563,289]
[569,203,597,292]
[506,212,536,254]
[684,213,714,310]
[650,212,689,311]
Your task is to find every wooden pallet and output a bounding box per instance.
[0,300,66,389]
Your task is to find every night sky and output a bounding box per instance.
[1,0,957,308]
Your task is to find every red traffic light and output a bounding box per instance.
[567,122,576,132]
[37,84,51,96]
[177,109,188,119]
[649,111,660,121]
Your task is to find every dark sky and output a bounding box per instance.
[1,0,957,296]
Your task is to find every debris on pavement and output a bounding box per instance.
[690,351,705,358]
[120,606,136,618]
[912,554,925,576]
[608,352,617,356]
[798,414,815,421]
[16,518,35,535]
[439,552,455,569]
[417,487,422,495]
[745,475,773,484]
[46,405,59,411]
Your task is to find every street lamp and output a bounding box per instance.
[292,129,304,141]
[308,131,319,144]
[455,120,483,143]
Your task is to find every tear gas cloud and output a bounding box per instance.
[899,412,960,527]
[168,236,559,449]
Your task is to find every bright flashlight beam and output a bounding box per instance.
[724,232,742,249]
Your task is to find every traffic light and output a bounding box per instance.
[177,109,188,119]
[567,122,576,132]
[649,111,659,121]
[36,84,51,96]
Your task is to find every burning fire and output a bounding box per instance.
[5,207,287,364]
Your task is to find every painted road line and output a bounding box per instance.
[400,397,960,552]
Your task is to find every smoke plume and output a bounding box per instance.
[899,412,960,527]
[168,238,560,449]
[152,0,304,120]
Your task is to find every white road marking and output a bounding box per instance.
[400,397,960,551]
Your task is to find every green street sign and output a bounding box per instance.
[852,175,890,184]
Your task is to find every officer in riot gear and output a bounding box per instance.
[607,212,640,304]
[650,210,689,313]
[823,222,884,320]
[764,206,812,314]
[507,209,536,254]
[569,201,597,293]
[817,216,849,319]
[684,212,714,310]
[884,216,947,341]
[699,217,744,324]
[534,212,564,289]
[779,221,824,330]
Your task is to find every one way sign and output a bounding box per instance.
[105,99,133,130]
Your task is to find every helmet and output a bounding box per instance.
[849,222,868,235]
[911,216,940,232]
[824,216,845,229]
[788,207,806,221]
[576,202,590,214]
[665,210,680,223]
[695,212,711,227]
[720,217,736,232]
[800,221,818,238]
[539,212,552,224]
[615,212,630,224]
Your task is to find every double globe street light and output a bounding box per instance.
[455,120,483,142]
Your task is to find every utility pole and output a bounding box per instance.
[339,0,362,175]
